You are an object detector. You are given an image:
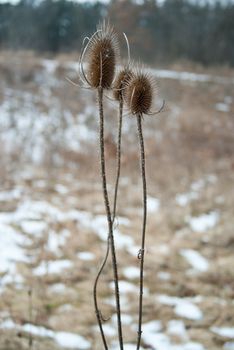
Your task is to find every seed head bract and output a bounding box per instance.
[84,22,119,89]
[113,67,134,101]
[125,70,155,115]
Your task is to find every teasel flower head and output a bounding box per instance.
[125,69,155,115]
[80,21,119,90]
[113,66,134,101]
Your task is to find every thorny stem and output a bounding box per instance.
[136,113,147,350]
[28,288,33,349]
[112,96,123,223]
[93,95,123,320]
[93,87,124,350]
[93,256,109,350]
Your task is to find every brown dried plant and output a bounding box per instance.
[79,22,124,350]
[78,22,164,350]
[124,68,164,350]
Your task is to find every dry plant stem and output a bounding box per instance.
[96,86,124,350]
[93,95,123,314]
[93,94,123,349]
[112,96,123,222]
[136,113,147,350]
[93,259,109,350]
[28,289,33,349]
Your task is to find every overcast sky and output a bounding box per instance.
[0,0,232,4]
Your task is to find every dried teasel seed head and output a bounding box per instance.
[113,67,134,101]
[86,22,119,89]
[125,72,154,115]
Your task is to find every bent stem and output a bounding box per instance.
[136,113,147,350]
[93,249,109,350]
[112,96,123,223]
[93,95,123,348]
[94,86,124,350]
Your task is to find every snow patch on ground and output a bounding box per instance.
[77,252,95,261]
[33,259,73,276]
[0,319,90,349]
[0,188,23,202]
[122,266,139,279]
[110,280,138,294]
[147,196,160,213]
[167,319,188,341]
[157,271,171,281]
[188,211,219,232]
[152,68,234,85]
[176,175,217,207]
[180,249,209,272]
[176,192,199,206]
[215,103,230,112]
[0,223,28,275]
[157,295,203,320]
[211,327,234,339]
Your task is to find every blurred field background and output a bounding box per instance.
[0,1,234,350]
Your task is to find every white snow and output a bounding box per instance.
[77,252,95,261]
[33,259,73,276]
[0,188,22,202]
[57,304,74,312]
[0,319,90,349]
[111,314,133,325]
[167,319,188,341]
[143,320,162,333]
[110,280,138,294]
[122,266,139,279]
[54,331,90,349]
[47,229,70,255]
[224,342,234,350]
[176,192,198,206]
[175,301,203,321]
[54,184,68,194]
[188,211,219,232]
[147,196,160,213]
[48,283,67,294]
[180,249,209,272]
[211,327,234,339]
[20,220,47,236]
[0,223,28,273]
[41,59,58,74]
[100,324,116,337]
[111,344,143,350]
[157,295,203,320]
[176,175,217,207]
[152,68,234,85]
[215,103,230,112]
[157,271,171,281]
[157,244,170,255]
[87,214,134,248]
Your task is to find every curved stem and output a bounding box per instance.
[136,113,147,350]
[93,246,109,349]
[94,87,124,350]
[112,96,123,223]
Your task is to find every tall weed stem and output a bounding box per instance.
[136,113,147,350]
[94,87,124,350]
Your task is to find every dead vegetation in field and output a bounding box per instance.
[0,51,234,350]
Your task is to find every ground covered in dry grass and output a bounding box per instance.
[0,51,234,350]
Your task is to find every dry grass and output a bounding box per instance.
[0,51,234,349]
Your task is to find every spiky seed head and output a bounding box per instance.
[113,68,134,101]
[125,73,153,115]
[86,22,119,89]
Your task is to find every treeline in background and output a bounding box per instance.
[0,0,234,66]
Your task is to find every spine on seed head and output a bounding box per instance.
[86,22,119,89]
[125,70,154,115]
[113,67,134,101]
